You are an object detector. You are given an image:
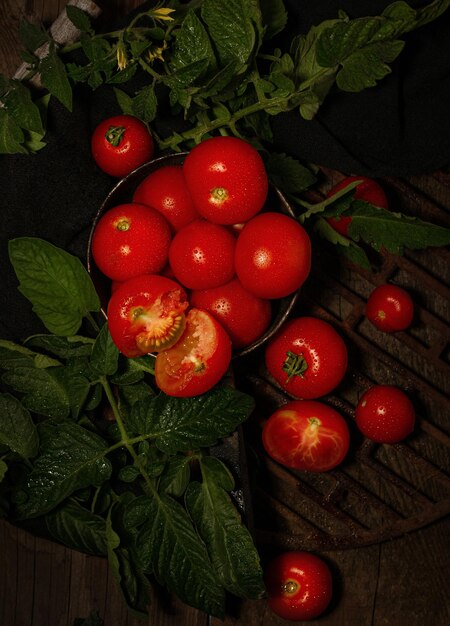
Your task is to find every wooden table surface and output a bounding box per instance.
[1,2,449,626]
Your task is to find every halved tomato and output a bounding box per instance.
[155,308,232,397]
[107,274,189,358]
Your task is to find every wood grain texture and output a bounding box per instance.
[0,2,449,625]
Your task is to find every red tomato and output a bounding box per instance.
[132,165,199,232]
[326,175,388,237]
[190,277,272,350]
[366,284,414,332]
[355,385,415,443]
[262,400,350,472]
[155,308,232,397]
[265,551,333,621]
[235,212,311,299]
[91,203,172,282]
[265,317,348,399]
[107,274,188,358]
[168,219,236,290]
[91,115,154,178]
[183,136,268,225]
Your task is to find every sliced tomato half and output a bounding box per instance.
[155,308,232,397]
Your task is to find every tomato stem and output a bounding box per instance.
[86,312,100,333]
[282,579,299,595]
[100,376,158,496]
[105,125,126,146]
[282,351,308,383]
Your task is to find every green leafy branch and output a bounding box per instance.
[1,0,449,154]
[291,180,450,269]
[0,237,263,617]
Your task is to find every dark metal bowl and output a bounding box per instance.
[86,153,299,358]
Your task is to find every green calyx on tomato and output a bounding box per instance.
[210,187,229,204]
[115,217,131,232]
[282,351,308,382]
[105,125,126,147]
[282,579,299,595]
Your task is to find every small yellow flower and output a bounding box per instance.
[147,40,168,63]
[151,7,175,22]
[116,42,128,71]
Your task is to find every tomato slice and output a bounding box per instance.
[107,274,189,358]
[155,308,232,397]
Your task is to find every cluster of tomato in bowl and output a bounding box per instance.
[90,120,311,398]
[90,115,418,621]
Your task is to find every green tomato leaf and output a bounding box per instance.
[16,419,112,519]
[0,393,39,460]
[259,0,288,40]
[106,506,151,617]
[201,0,258,67]
[0,109,27,154]
[66,5,93,34]
[314,217,373,270]
[291,20,340,83]
[110,361,144,386]
[113,87,134,115]
[347,201,450,254]
[336,39,405,92]
[118,380,155,409]
[186,456,265,599]
[313,9,420,93]
[131,85,157,123]
[159,454,191,497]
[124,493,225,617]
[46,499,107,556]
[3,80,44,134]
[127,387,254,454]
[165,58,210,90]
[170,9,217,77]
[0,342,90,419]
[19,19,49,52]
[25,334,94,359]
[382,0,450,32]
[40,47,73,111]
[264,152,317,194]
[89,324,119,378]
[106,64,138,85]
[9,238,100,336]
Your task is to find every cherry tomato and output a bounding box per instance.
[262,400,350,472]
[355,385,415,443]
[107,274,188,358]
[91,115,154,178]
[366,284,414,332]
[169,219,236,290]
[326,175,388,237]
[265,317,348,399]
[265,551,333,621]
[235,212,311,299]
[132,165,199,232]
[183,136,268,225]
[190,277,272,350]
[155,308,232,397]
[91,203,172,282]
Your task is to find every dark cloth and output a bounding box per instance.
[271,0,450,176]
[1,0,449,341]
